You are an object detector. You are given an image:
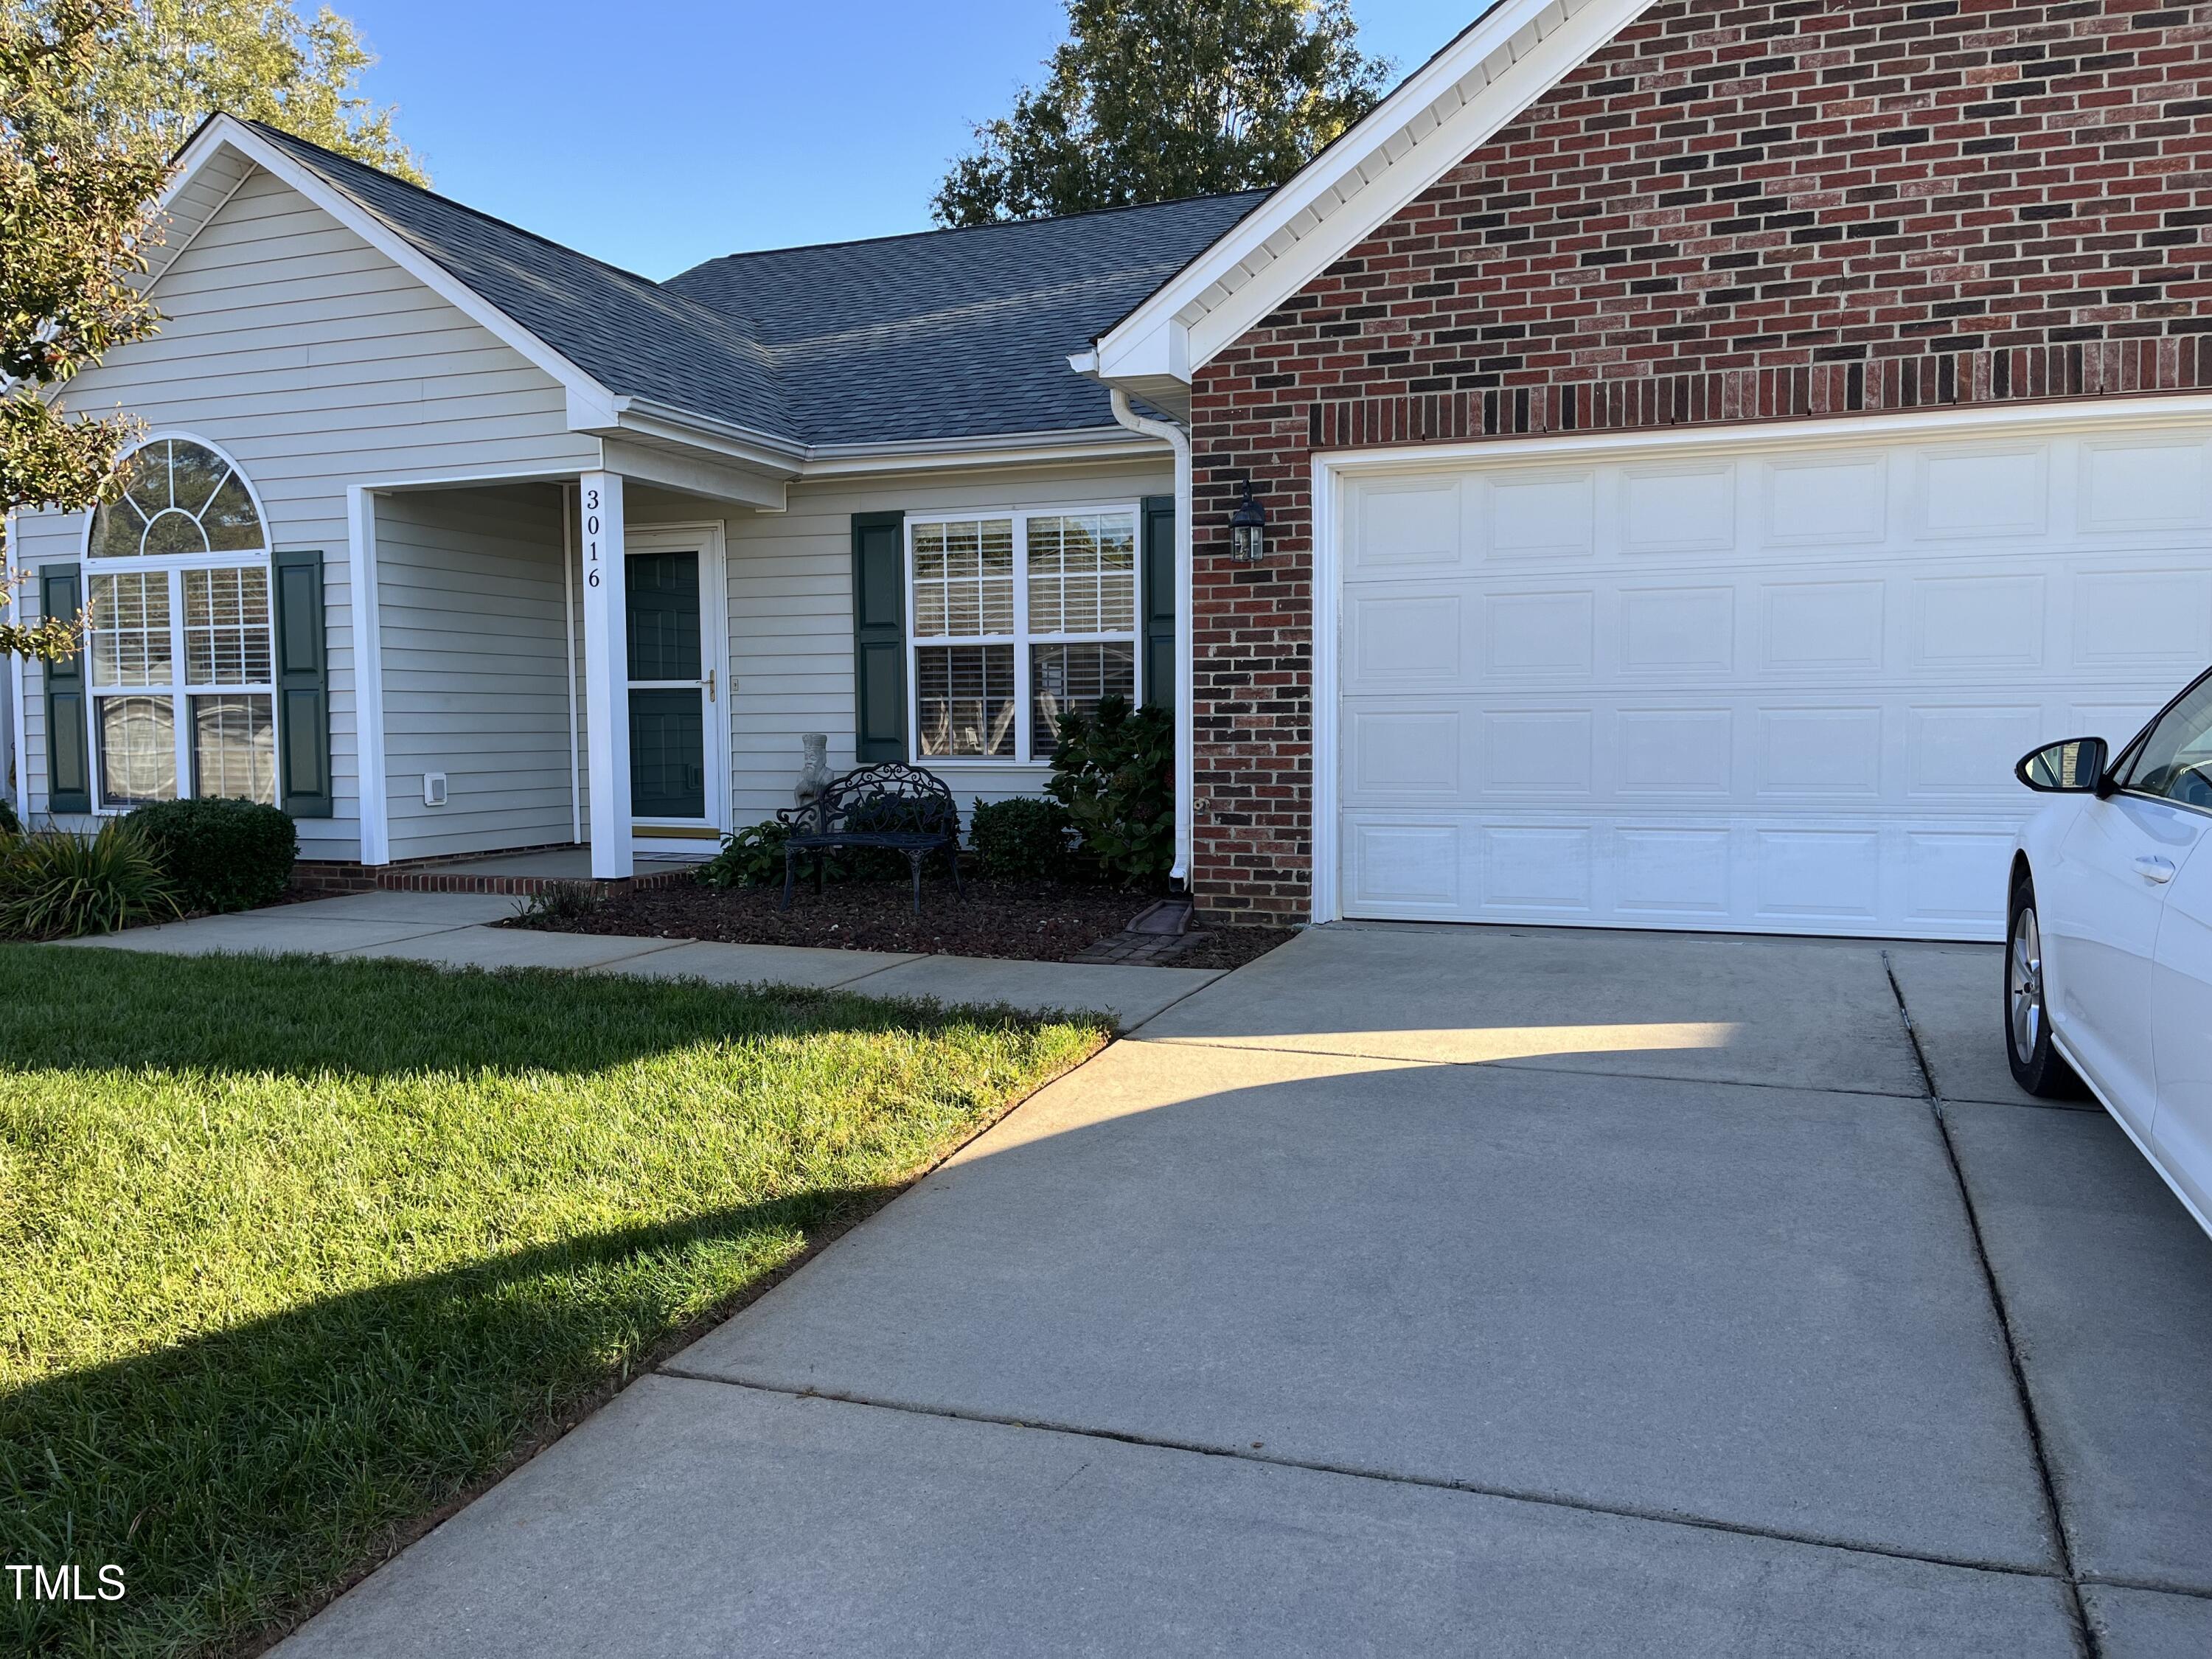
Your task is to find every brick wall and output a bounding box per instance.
[1186,0,2212,920]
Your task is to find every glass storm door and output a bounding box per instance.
[625,550,712,826]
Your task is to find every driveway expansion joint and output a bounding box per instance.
[1883,950,2098,1658]
[655,1366,2076,1587]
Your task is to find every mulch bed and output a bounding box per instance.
[501,874,1293,968]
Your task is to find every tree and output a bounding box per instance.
[1,0,416,659]
[933,0,1391,226]
[100,0,422,183]
[1,0,167,658]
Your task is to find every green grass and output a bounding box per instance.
[0,945,1107,1657]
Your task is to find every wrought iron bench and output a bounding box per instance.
[776,761,964,913]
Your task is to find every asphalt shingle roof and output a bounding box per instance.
[247,122,1261,450]
[661,193,1265,445]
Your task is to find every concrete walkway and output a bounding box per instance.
[66,890,1221,1029]
[268,922,2212,1658]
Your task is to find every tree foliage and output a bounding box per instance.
[933,0,1391,226]
[100,0,422,183]
[1,0,167,658]
[1,0,414,659]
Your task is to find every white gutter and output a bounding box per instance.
[1106,388,1194,886]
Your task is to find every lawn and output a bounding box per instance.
[0,945,1107,1658]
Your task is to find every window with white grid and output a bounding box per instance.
[907,506,1140,763]
[79,437,276,808]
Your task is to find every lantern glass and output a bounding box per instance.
[1228,485,1266,566]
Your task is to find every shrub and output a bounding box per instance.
[968,796,1073,880]
[698,819,791,889]
[513,881,603,928]
[0,795,20,838]
[128,797,297,914]
[1046,695,1175,887]
[0,821,181,939]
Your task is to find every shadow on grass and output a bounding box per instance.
[1,1183,900,1659]
[0,942,1082,1083]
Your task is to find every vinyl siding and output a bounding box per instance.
[633,458,1172,829]
[10,163,597,855]
[377,485,577,860]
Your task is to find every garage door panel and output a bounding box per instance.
[1762,453,1891,546]
[1484,589,1593,678]
[1905,705,2048,799]
[2071,568,2212,668]
[1335,421,2212,939]
[1620,585,1736,676]
[1621,465,1737,554]
[1615,827,1733,917]
[2079,436,2212,532]
[1915,445,2050,540]
[1480,470,1596,561]
[1910,574,2046,669]
[1761,581,1887,674]
[1344,588,1468,686]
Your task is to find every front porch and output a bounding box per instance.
[354,459,781,883]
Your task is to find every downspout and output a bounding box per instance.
[1107,388,1194,886]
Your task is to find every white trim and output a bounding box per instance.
[903,503,1144,768]
[1304,392,2212,926]
[577,471,632,878]
[562,482,582,846]
[5,504,24,826]
[622,520,731,849]
[348,485,390,863]
[83,430,274,563]
[1091,0,1658,386]
[164,119,621,426]
[801,427,1163,477]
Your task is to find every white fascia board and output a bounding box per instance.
[599,398,806,473]
[1091,0,1658,384]
[798,426,1164,479]
[599,437,788,511]
[172,117,622,423]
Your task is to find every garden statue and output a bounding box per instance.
[795,733,830,806]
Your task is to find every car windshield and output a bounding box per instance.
[2126,674,2212,810]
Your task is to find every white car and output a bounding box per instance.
[2011,667,2212,1238]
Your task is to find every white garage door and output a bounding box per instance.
[1332,416,2212,939]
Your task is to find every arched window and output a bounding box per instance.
[80,437,276,808]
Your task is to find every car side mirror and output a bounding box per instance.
[2016,737,2110,794]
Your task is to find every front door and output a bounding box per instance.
[625,537,724,850]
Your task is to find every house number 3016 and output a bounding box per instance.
[583,487,602,587]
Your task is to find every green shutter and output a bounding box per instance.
[852,511,906,762]
[40,563,90,813]
[273,548,333,818]
[1141,494,1176,713]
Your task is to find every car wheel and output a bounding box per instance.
[2007,877,2083,1098]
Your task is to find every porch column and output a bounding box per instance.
[577,470,633,878]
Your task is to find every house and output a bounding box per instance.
[12,0,2210,942]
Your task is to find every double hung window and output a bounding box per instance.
[908,506,1138,762]
[81,438,276,807]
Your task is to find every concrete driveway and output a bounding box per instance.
[276,924,2212,1658]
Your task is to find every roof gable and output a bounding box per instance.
[1084,0,1659,398]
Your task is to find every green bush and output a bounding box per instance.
[0,795,20,838]
[0,821,181,939]
[698,819,791,888]
[128,796,298,913]
[1046,695,1175,887]
[513,880,604,928]
[968,796,1073,880]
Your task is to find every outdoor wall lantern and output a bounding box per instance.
[1228,481,1267,566]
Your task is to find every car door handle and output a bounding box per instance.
[2135,855,2177,885]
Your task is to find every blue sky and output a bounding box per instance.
[337,2,1483,279]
